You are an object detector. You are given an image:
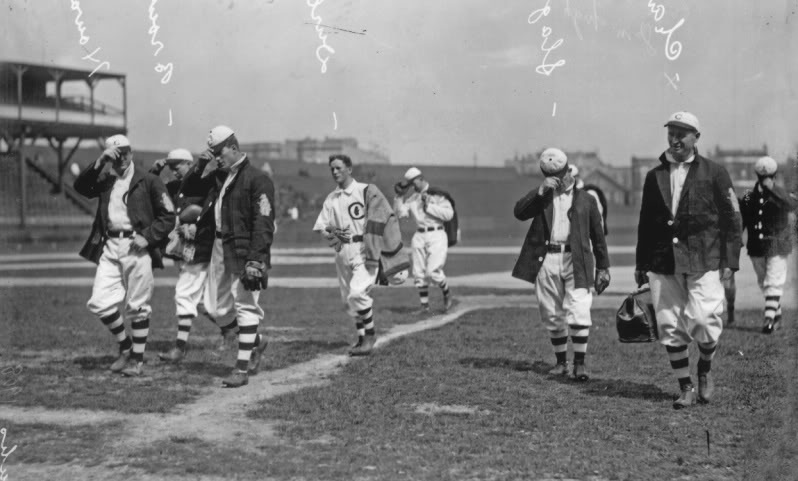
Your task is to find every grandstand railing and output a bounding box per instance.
[24,157,95,215]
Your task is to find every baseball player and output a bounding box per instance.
[149,149,236,362]
[512,148,611,382]
[393,167,455,313]
[635,111,742,409]
[186,126,274,388]
[314,154,388,356]
[73,135,175,377]
[738,156,797,333]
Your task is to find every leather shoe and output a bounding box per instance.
[348,336,364,354]
[548,362,569,377]
[573,363,589,382]
[158,347,185,363]
[349,334,376,356]
[673,384,697,409]
[110,349,131,372]
[222,369,249,388]
[248,334,268,375]
[698,372,714,403]
[121,361,143,377]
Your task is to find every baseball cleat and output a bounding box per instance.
[348,336,364,355]
[349,334,376,356]
[673,385,697,409]
[158,347,185,363]
[548,362,569,377]
[697,372,714,403]
[110,349,131,372]
[248,334,268,375]
[762,318,775,334]
[573,363,589,382]
[120,361,144,377]
[222,369,249,388]
[443,295,454,312]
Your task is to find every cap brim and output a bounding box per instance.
[664,121,698,132]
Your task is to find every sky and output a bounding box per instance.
[3,0,797,166]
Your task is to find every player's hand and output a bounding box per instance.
[761,177,775,191]
[595,269,611,295]
[129,233,149,254]
[538,177,560,195]
[95,147,119,168]
[152,158,166,173]
[241,261,268,291]
[720,267,734,281]
[198,149,215,167]
[334,227,352,243]
[634,269,649,288]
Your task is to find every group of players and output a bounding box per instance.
[512,110,796,410]
[73,126,455,388]
[74,111,795,406]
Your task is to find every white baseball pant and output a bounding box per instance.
[749,255,788,298]
[411,230,448,287]
[87,238,153,323]
[204,239,263,329]
[335,242,377,317]
[535,252,593,331]
[175,261,210,318]
[648,271,724,347]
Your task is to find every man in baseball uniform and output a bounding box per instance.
[314,154,384,356]
[512,148,611,381]
[187,126,274,388]
[149,149,236,362]
[73,135,175,377]
[393,167,455,313]
[635,112,742,409]
[738,156,797,333]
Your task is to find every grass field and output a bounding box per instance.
[0,276,796,480]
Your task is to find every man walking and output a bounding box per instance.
[190,126,274,388]
[512,148,610,381]
[635,111,742,409]
[74,135,175,377]
[739,156,797,333]
[393,167,455,313]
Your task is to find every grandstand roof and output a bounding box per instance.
[0,61,126,82]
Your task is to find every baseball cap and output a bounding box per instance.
[404,167,423,181]
[539,148,568,176]
[207,125,235,149]
[165,148,193,165]
[106,134,131,149]
[754,156,778,176]
[664,111,700,132]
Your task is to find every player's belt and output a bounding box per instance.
[342,235,364,243]
[106,229,135,239]
[417,226,444,233]
[547,243,571,253]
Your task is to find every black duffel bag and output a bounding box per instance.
[616,285,658,343]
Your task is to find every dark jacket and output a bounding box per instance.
[740,182,797,257]
[74,161,175,268]
[636,152,742,274]
[151,164,216,264]
[183,156,275,274]
[512,186,610,289]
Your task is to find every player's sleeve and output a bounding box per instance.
[246,173,275,267]
[142,175,177,247]
[715,167,742,271]
[73,160,107,199]
[312,195,332,234]
[635,172,655,271]
[393,196,410,218]
[513,188,548,221]
[587,194,610,270]
[425,194,454,221]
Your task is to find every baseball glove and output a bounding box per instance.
[240,261,268,291]
[616,285,658,343]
